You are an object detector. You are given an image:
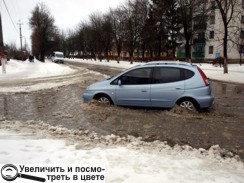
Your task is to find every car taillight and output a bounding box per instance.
[197,67,209,86]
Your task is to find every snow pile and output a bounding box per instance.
[0,59,76,80]
[0,59,104,93]
[0,120,244,183]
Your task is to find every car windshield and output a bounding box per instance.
[56,54,63,58]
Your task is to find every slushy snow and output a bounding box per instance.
[0,121,244,183]
[0,59,244,182]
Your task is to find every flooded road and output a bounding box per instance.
[0,61,243,159]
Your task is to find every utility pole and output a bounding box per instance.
[0,12,4,48]
[24,37,27,51]
[17,20,23,51]
[0,12,6,74]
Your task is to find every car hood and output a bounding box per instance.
[87,79,111,90]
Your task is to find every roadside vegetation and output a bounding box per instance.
[4,0,242,73]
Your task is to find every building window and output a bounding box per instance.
[210,15,215,24]
[241,30,244,39]
[242,16,244,24]
[240,45,244,53]
[209,31,214,39]
[209,46,214,54]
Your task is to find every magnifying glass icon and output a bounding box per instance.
[1,164,46,182]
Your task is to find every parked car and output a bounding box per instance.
[51,51,64,63]
[83,61,214,111]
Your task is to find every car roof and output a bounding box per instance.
[53,51,63,54]
[143,61,193,67]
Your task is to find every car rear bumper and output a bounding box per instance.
[54,60,64,63]
[196,95,214,108]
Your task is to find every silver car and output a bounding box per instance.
[83,61,214,111]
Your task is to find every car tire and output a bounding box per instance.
[178,100,197,111]
[97,95,112,105]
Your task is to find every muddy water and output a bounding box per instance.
[0,84,110,134]
[0,62,244,159]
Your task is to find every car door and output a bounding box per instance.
[150,67,185,108]
[115,67,152,106]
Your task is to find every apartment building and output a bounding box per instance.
[192,0,244,62]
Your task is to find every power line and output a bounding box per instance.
[2,0,18,34]
[8,0,19,19]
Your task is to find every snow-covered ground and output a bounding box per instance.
[0,59,244,182]
[0,59,84,93]
[1,58,244,86]
[0,59,75,80]
[1,121,244,183]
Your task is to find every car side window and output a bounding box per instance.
[153,67,182,84]
[119,68,152,85]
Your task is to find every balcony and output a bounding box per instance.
[193,23,207,31]
[192,52,205,58]
[193,38,206,44]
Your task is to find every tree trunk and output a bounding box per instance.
[172,44,176,59]
[40,50,45,62]
[223,26,228,74]
[185,38,191,63]
[240,52,242,66]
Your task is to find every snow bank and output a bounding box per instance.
[0,59,102,93]
[0,121,244,183]
[0,59,76,80]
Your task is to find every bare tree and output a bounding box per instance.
[122,0,149,58]
[65,29,78,58]
[109,7,126,59]
[102,14,113,59]
[29,3,56,62]
[214,0,240,73]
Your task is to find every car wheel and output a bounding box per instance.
[179,100,196,111]
[97,96,111,105]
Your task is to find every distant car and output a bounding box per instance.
[29,55,34,62]
[83,61,214,111]
[51,51,64,63]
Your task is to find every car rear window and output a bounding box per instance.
[183,69,195,79]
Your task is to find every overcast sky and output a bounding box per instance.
[0,0,126,50]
